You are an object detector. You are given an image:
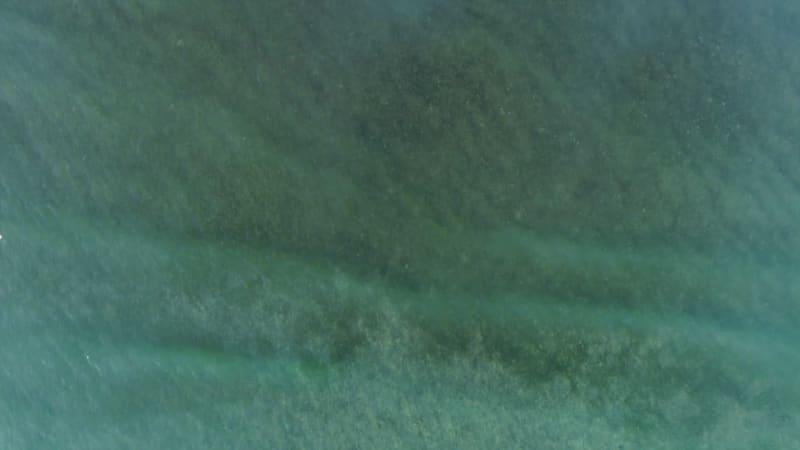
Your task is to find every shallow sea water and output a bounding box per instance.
[2,1,799,448]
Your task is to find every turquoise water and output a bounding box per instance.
[2,1,799,448]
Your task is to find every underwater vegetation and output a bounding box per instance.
[2,0,799,447]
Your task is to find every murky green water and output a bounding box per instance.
[2,1,799,448]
